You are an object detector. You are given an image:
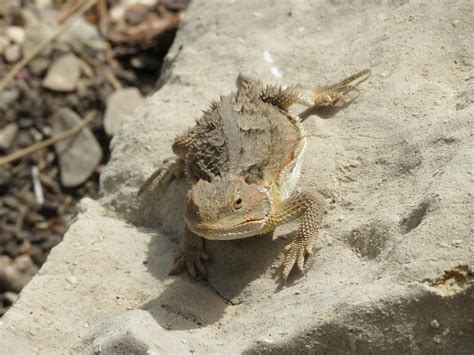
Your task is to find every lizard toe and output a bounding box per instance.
[296,247,305,273]
[281,239,312,281]
[169,251,186,275]
[169,248,208,279]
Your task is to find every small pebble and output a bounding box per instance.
[271,66,283,79]
[3,44,22,63]
[29,58,50,76]
[6,26,25,44]
[3,291,19,305]
[43,54,82,92]
[258,338,273,345]
[379,69,392,78]
[0,36,9,55]
[263,50,274,64]
[433,335,441,343]
[34,0,52,8]
[0,123,18,150]
[104,88,144,136]
[0,89,19,111]
[66,276,77,285]
[430,319,440,329]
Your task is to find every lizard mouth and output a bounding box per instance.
[184,217,266,240]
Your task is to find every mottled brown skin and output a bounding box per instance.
[139,69,370,282]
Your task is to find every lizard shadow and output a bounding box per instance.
[141,231,287,330]
[137,178,287,330]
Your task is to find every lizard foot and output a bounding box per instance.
[312,68,371,108]
[281,237,314,282]
[169,247,209,279]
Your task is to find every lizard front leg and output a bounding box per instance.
[260,192,326,282]
[169,226,209,279]
[138,126,198,196]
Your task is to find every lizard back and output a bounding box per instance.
[186,86,305,193]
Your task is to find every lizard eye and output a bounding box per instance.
[233,196,243,210]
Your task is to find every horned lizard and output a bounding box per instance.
[139,69,370,282]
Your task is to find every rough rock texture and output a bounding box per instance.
[1,0,473,353]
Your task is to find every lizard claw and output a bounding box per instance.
[169,247,209,280]
[281,238,314,282]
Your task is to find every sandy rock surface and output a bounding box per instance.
[1,0,473,353]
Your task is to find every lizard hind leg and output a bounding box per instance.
[137,157,185,196]
[291,68,371,109]
[310,68,371,108]
[139,124,198,197]
[257,68,371,112]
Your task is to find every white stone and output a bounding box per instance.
[3,44,22,63]
[0,123,18,150]
[66,276,77,285]
[43,54,82,92]
[52,108,102,187]
[104,88,143,136]
[6,26,25,44]
[34,0,52,9]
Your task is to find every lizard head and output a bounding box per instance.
[184,176,271,240]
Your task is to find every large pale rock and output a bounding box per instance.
[52,108,103,187]
[1,1,473,354]
[0,123,18,150]
[43,54,82,92]
[104,88,144,136]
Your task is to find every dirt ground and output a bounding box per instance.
[0,0,188,316]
